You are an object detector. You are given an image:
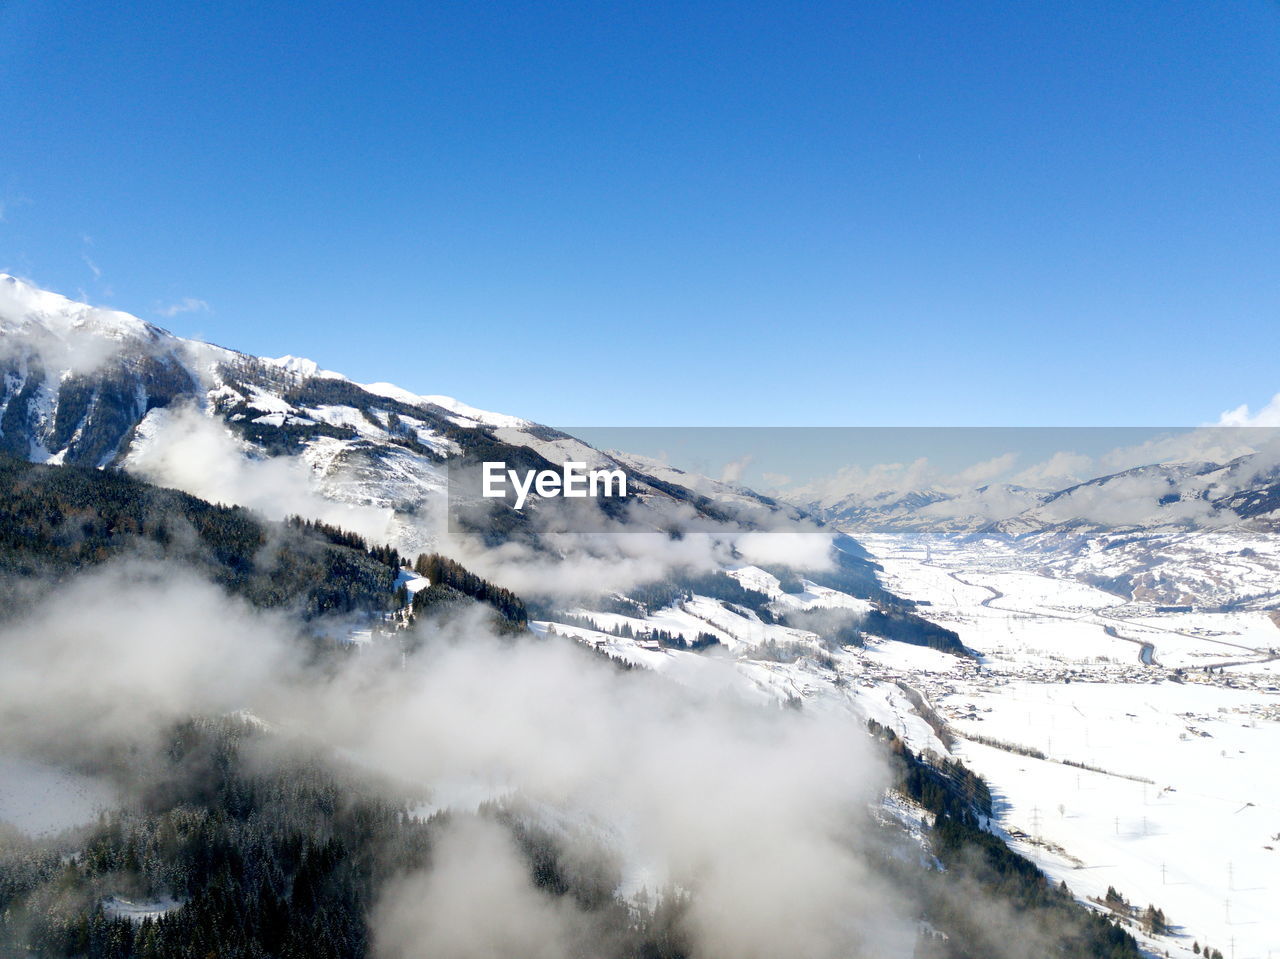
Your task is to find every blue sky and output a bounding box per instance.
[1,1,1277,427]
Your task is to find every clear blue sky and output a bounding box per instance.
[1,1,1277,426]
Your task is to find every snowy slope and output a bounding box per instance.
[0,276,782,553]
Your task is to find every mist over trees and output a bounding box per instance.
[0,459,1144,959]
[0,456,398,619]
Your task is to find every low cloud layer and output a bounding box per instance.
[431,491,836,605]
[375,815,589,959]
[318,626,913,959]
[0,565,294,763]
[126,405,395,544]
[0,560,909,959]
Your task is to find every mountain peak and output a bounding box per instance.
[0,273,164,343]
[260,354,344,380]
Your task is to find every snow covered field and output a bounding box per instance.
[865,535,1280,959]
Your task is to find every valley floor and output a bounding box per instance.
[864,534,1280,959]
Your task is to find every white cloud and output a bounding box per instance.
[125,405,394,543]
[343,632,907,959]
[734,530,834,569]
[956,451,1019,487]
[1009,451,1096,490]
[2,568,912,959]
[375,815,585,959]
[0,277,130,375]
[0,563,294,756]
[155,296,211,318]
[719,453,753,484]
[1218,393,1280,428]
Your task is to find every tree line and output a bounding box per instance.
[0,456,396,620]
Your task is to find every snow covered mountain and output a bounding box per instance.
[0,274,801,557]
[971,458,1280,608]
[802,483,1050,538]
[0,274,207,466]
[799,452,1280,609]
[0,273,540,471]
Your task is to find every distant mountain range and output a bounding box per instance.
[793,451,1280,609]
